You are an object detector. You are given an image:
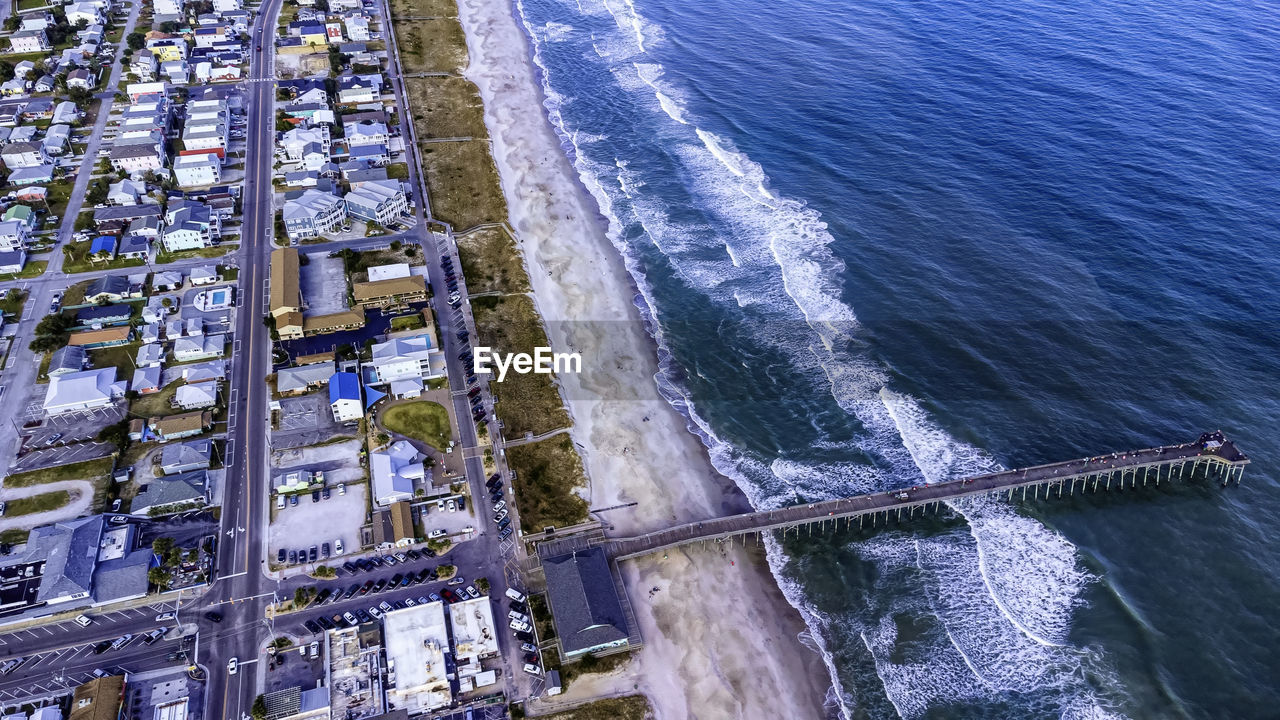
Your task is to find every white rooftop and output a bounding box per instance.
[383,602,452,713]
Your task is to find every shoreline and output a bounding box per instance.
[451,0,831,716]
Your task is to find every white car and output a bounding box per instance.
[428,529,446,539]
[436,499,445,512]
[334,539,344,555]
[227,657,238,675]
[74,615,92,627]
[338,483,346,495]
[523,663,542,675]
[447,500,457,513]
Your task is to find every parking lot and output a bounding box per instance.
[299,253,348,316]
[11,439,117,473]
[416,497,480,540]
[16,401,126,450]
[0,602,182,650]
[269,481,368,570]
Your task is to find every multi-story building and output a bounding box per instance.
[282,189,346,240]
[173,152,222,187]
[110,134,166,174]
[344,179,407,227]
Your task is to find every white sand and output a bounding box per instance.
[453,0,831,716]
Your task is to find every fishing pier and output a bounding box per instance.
[535,431,1249,561]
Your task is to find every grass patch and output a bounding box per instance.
[390,0,457,19]
[0,261,48,282]
[43,179,75,220]
[381,400,451,452]
[456,226,530,294]
[535,696,652,720]
[418,140,507,230]
[386,163,409,180]
[0,528,30,546]
[471,295,569,436]
[395,19,467,74]
[129,380,185,418]
[156,245,234,263]
[3,457,114,488]
[389,314,425,332]
[560,651,634,687]
[88,341,143,380]
[404,77,487,139]
[63,243,146,274]
[506,433,587,533]
[4,490,72,517]
[61,279,93,307]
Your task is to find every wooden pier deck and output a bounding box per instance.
[539,432,1249,562]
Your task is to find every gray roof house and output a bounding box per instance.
[131,471,208,515]
[542,547,631,658]
[276,361,335,395]
[132,365,162,394]
[159,438,212,475]
[1,515,154,609]
[47,345,87,377]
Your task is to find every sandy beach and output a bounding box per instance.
[453,0,831,716]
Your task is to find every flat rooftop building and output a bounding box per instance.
[382,602,452,714]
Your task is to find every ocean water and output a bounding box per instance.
[510,0,1280,716]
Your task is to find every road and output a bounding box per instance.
[199,0,286,717]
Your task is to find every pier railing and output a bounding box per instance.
[590,432,1248,561]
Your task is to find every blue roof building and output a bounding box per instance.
[329,371,363,422]
[89,235,117,257]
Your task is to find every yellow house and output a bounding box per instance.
[149,40,187,62]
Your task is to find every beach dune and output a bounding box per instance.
[453,0,831,716]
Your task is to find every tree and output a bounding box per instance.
[148,566,171,590]
[293,587,312,607]
[328,46,343,74]
[29,313,72,353]
[127,31,146,50]
[2,16,19,32]
[159,20,180,33]
[152,536,175,557]
[313,565,336,578]
[251,695,267,720]
[97,420,131,451]
[86,177,111,205]
[475,577,490,593]
[68,87,94,108]
[0,61,14,82]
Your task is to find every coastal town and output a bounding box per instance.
[0,0,1259,715]
[0,0,652,717]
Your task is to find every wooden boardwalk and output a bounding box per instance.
[538,432,1249,562]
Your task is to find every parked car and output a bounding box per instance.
[465,585,480,599]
